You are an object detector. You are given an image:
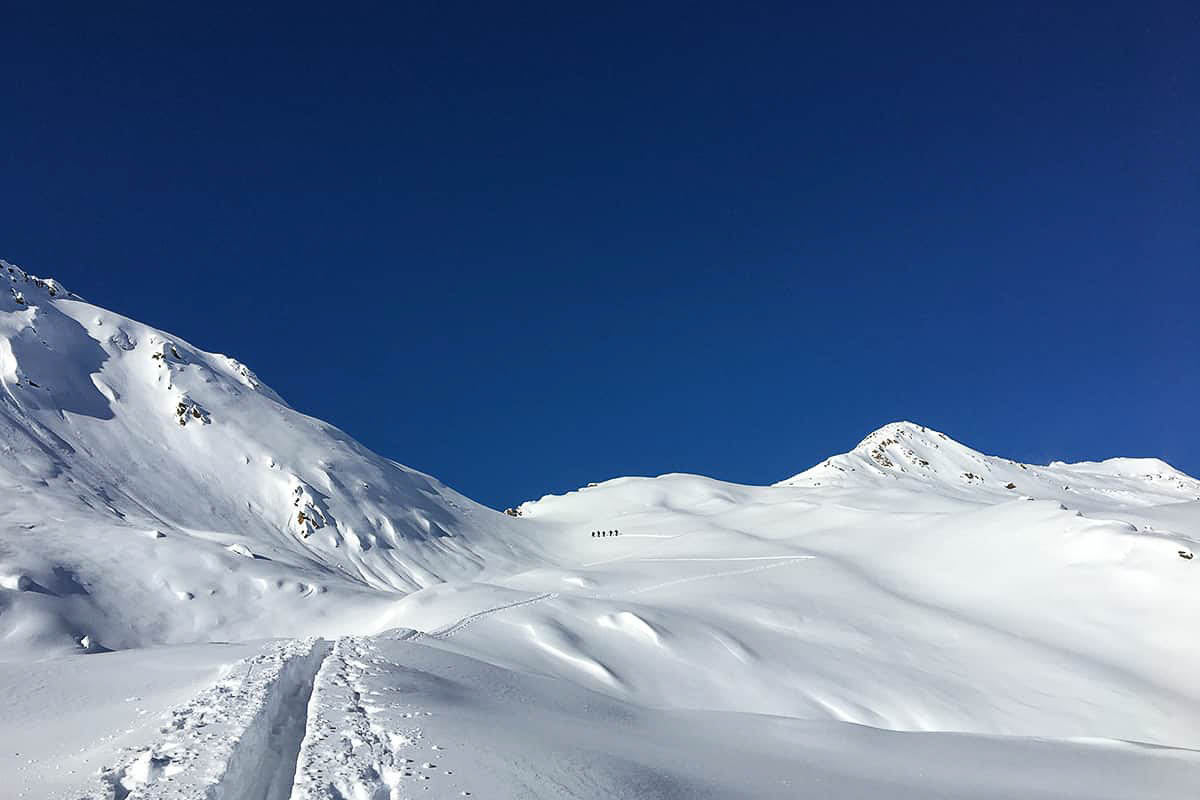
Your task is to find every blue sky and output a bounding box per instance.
[2,4,1197,508]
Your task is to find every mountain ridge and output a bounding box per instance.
[777,419,1200,506]
[2,257,555,656]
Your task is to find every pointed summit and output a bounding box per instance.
[778,421,1200,506]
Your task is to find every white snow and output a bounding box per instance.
[0,640,266,798]
[94,637,330,800]
[1,259,1198,797]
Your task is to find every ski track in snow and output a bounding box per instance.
[85,561,833,796]
[631,555,817,562]
[288,636,399,800]
[90,638,332,800]
[89,583,718,797]
[424,591,560,640]
[92,635,467,800]
[408,556,817,644]
[586,555,816,600]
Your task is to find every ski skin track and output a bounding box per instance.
[91,638,333,800]
[424,591,559,640]
[90,591,559,799]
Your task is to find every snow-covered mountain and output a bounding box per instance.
[2,260,549,656]
[2,259,1198,799]
[780,420,1200,505]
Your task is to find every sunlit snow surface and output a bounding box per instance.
[2,261,1198,798]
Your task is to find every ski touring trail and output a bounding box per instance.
[424,592,559,641]
[88,626,495,800]
[91,638,332,800]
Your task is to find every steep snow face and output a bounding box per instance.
[778,420,1200,507]
[0,261,542,657]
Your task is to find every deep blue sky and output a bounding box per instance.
[3,4,1197,507]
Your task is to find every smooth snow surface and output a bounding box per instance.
[2,260,1199,797]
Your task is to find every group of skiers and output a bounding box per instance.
[591,529,620,537]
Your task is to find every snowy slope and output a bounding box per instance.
[2,259,1199,797]
[1,260,550,658]
[405,465,1200,747]
[16,636,1198,800]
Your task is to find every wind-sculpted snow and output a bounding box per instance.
[454,442,1200,752]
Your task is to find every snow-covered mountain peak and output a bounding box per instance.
[851,419,933,446]
[848,419,957,459]
[2,259,74,305]
[1,257,558,655]
[787,419,1000,484]
[779,420,1200,507]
